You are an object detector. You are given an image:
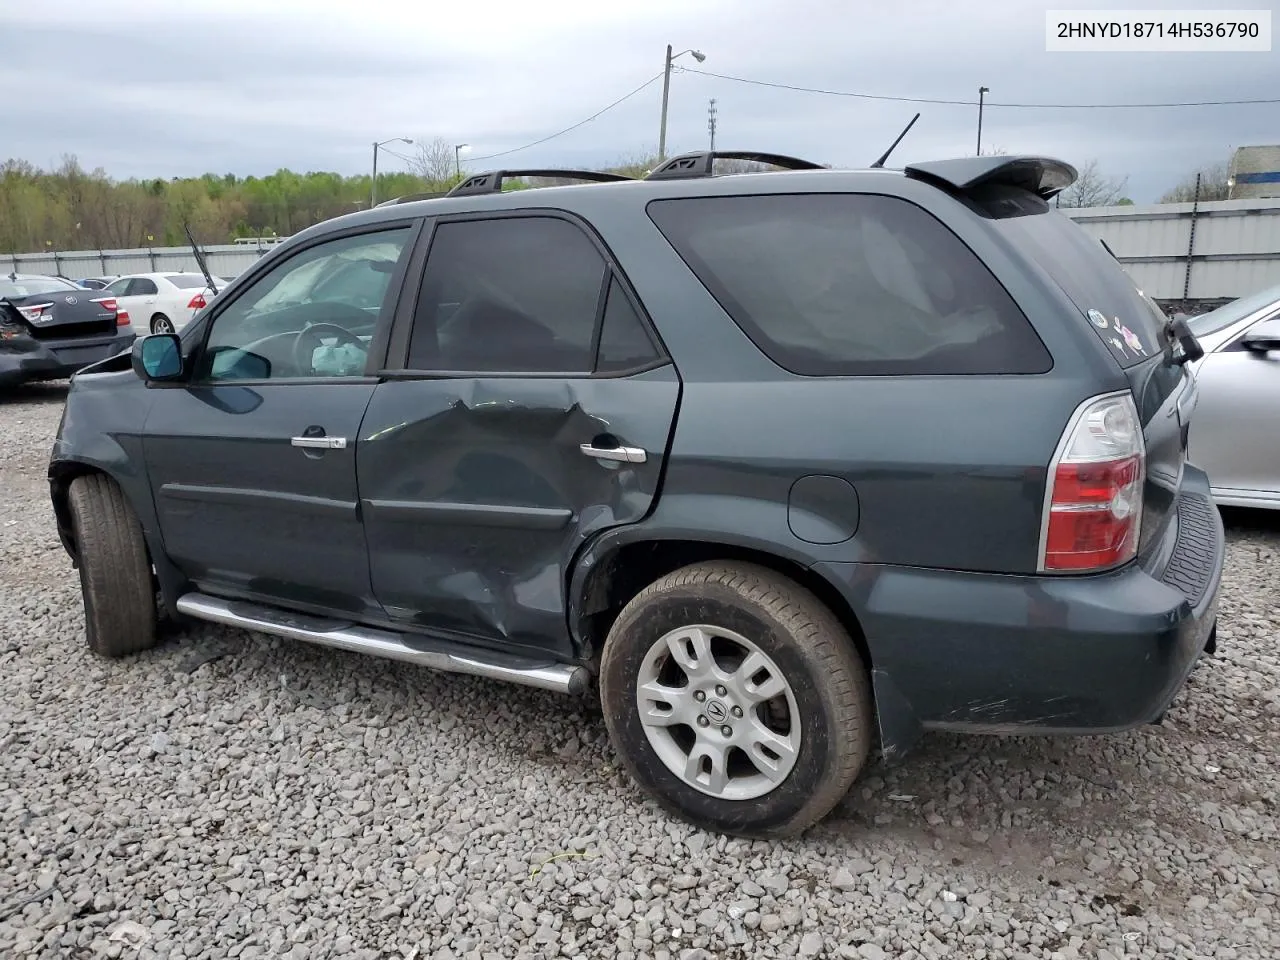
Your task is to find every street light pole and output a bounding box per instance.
[658,45,706,163]
[371,137,413,207]
[454,143,469,178]
[976,86,989,156]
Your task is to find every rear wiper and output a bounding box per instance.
[1164,315,1204,365]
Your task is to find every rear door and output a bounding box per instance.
[358,212,680,658]
[984,200,1190,554]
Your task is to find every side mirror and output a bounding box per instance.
[131,333,183,382]
[1242,320,1280,354]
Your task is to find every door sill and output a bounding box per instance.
[175,592,588,695]
[1210,486,1280,511]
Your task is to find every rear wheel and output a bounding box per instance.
[67,474,158,657]
[600,561,873,837]
[150,314,173,334]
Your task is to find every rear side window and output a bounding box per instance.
[409,216,606,373]
[973,186,1164,367]
[647,193,1051,376]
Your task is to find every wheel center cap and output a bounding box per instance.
[703,699,728,724]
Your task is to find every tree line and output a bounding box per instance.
[0,135,1234,255]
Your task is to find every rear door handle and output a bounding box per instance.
[291,436,347,449]
[579,442,646,463]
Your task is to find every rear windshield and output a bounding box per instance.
[165,274,210,288]
[0,276,80,297]
[972,186,1165,367]
[647,193,1051,376]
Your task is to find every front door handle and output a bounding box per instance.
[291,436,347,450]
[579,442,646,464]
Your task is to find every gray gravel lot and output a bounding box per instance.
[2,381,1278,960]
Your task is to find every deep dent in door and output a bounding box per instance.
[356,368,680,656]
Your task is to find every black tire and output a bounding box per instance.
[67,474,158,657]
[600,561,873,838]
[150,314,173,334]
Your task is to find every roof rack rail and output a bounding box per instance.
[644,150,825,181]
[447,169,634,198]
[903,156,1078,201]
[374,190,451,208]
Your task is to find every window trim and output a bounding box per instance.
[179,219,423,388]
[645,192,1054,379]
[383,208,671,380]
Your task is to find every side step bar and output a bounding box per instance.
[175,592,589,695]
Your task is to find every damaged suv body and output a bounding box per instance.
[49,152,1223,837]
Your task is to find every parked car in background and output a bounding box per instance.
[1185,282,1280,510]
[77,276,119,290]
[103,272,219,333]
[49,152,1223,837]
[1,273,134,387]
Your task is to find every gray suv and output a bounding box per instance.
[48,151,1224,837]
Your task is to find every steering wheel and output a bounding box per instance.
[291,322,368,376]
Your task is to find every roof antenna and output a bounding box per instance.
[869,112,921,169]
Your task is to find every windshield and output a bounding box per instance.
[0,276,81,297]
[1187,282,1280,338]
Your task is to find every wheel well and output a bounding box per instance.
[576,539,872,670]
[48,463,107,562]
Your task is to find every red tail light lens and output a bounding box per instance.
[187,293,207,309]
[116,309,131,327]
[1040,392,1145,573]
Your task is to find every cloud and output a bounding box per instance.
[1,0,1274,200]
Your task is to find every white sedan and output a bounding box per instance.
[103,272,221,334]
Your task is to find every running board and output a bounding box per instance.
[175,592,588,695]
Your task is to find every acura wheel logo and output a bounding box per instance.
[704,700,728,724]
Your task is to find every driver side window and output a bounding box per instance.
[199,227,413,382]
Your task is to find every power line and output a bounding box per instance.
[678,66,1280,109]
[469,72,666,163]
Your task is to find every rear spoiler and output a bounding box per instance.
[903,156,1078,200]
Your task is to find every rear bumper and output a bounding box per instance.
[818,464,1224,753]
[0,330,135,386]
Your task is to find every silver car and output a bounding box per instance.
[1186,282,1280,510]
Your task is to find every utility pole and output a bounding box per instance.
[370,141,379,207]
[658,44,706,162]
[707,98,718,151]
[976,86,989,156]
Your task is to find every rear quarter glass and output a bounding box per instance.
[967,186,1164,368]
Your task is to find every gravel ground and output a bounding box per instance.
[1,381,1277,960]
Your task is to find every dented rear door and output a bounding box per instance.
[357,370,679,657]
[356,210,679,659]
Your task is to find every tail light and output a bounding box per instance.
[188,293,207,309]
[1039,391,1145,573]
[17,302,53,322]
[88,296,130,326]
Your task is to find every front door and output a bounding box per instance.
[358,213,680,657]
[142,223,418,618]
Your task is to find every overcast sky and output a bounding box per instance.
[3,0,1276,202]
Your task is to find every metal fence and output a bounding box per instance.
[1,240,286,282]
[1061,197,1280,304]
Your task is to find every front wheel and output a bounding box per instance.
[600,561,873,838]
[67,474,159,657]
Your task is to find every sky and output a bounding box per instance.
[2,0,1277,202]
